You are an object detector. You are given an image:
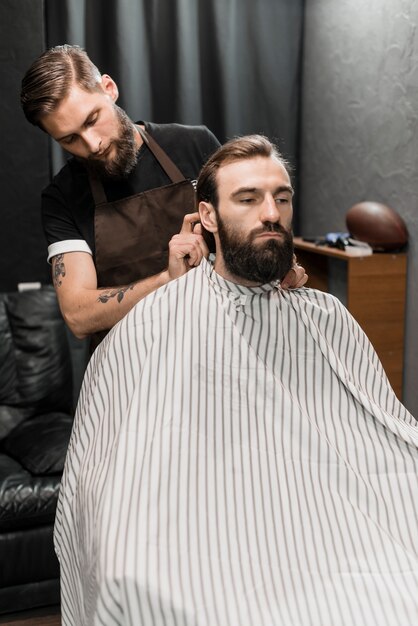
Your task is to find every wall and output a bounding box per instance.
[299,0,418,415]
[0,0,50,290]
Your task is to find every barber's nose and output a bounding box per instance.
[260,195,280,223]
[83,130,102,155]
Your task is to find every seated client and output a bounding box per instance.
[55,135,418,626]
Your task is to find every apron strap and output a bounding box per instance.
[136,126,186,183]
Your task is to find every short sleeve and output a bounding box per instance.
[42,180,84,247]
[40,160,95,260]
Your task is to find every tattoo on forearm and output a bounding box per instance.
[53,254,66,287]
[97,284,134,304]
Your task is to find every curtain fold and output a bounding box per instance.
[45,0,304,180]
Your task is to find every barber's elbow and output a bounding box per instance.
[70,326,89,341]
[61,309,89,340]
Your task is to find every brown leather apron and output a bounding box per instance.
[89,127,196,348]
[92,127,197,287]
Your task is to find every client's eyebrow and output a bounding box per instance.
[231,187,258,198]
[231,185,294,198]
[275,184,294,196]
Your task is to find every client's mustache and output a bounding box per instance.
[250,222,289,240]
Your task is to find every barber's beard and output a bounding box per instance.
[87,105,139,179]
[217,218,294,284]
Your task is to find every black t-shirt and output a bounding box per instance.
[42,122,220,259]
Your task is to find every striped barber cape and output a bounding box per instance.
[55,257,418,626]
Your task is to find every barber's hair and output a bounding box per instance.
[196,134,290,208]
[21,44,102,127]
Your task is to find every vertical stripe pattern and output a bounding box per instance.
[55,258,418,625]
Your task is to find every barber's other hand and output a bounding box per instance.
[167,212,209,280]
[281,255,308,289]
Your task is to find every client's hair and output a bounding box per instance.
[196,134,290,209]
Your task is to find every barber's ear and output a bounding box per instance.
[199,201,218,233]
[101,74,119,102]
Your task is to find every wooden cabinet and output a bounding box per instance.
[293,237,407,399]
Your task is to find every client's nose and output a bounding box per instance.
[260,194,281,223]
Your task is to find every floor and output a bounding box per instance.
[0,606,61,626]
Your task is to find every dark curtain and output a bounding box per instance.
[46,0,304,199]
[0,0,50,291]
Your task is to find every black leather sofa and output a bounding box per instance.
[0,286,86,614]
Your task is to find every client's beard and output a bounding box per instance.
[217,219,294,284]
[87,105,139,179]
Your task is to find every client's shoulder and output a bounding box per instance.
[286,286,349,315]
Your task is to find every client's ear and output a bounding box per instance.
[199,201,218,234]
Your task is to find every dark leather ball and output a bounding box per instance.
[346,201,408,250]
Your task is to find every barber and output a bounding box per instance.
[21,45,307,348]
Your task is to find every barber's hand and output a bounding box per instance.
[167,212,209,280]
[281,255,308,289]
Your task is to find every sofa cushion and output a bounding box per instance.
[0,296,18,406]
[0,526,60,588]
[0,453,61,531]
[0,287,73,440]
[1,412,73,476]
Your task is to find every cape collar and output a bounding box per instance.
[201,256,280,305]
